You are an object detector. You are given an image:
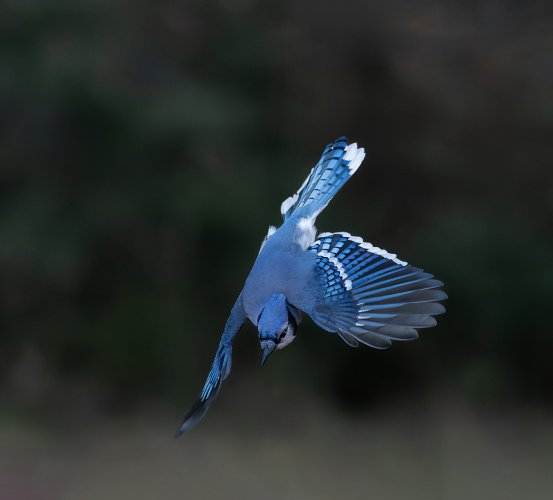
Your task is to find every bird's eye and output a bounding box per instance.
[278,328,288,340]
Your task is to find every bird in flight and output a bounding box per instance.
[175,137,446,436]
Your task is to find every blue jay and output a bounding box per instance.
[175,137,446,436]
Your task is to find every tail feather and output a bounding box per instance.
[281,137,365,221]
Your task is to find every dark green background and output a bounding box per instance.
[1,1,552,499]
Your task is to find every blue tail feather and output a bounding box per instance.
[280,137,365,220]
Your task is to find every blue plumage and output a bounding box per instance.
[175,137,446,436]
[308,233,445,349]
[280,137,364,221]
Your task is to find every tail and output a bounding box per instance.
[280,137,365,221]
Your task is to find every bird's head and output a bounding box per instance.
[257,294,300,366]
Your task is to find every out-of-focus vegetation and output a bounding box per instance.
[2,2,553,499]
[1,0,552,431]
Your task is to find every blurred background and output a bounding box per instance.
[1,0,553,499]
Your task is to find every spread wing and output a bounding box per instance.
[175,294,246,436]
[308,233,446,348]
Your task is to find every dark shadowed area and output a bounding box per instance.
[1,1,553,499]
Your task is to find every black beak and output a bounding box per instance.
[260,340,277,366]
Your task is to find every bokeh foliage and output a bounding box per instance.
[1,0,552,415]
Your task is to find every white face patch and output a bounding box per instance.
[317,250,353,291]
[276,323,296,349]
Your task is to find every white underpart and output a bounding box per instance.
[318,250,352,290]
[295,216,316,249]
